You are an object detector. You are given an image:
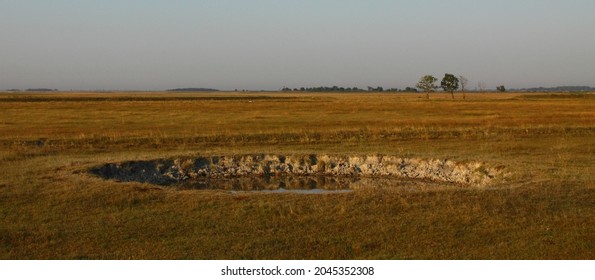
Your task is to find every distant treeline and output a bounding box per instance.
[4,85,592,93]
[5,88,60,92]
[167,88,219,92]
[29,88,58,92]
[281,86,418,92]
[4,88,59,92]
[515,86,595,92]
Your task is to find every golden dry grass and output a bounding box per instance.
[0,91,593,259]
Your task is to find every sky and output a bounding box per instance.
[1,0,594,91]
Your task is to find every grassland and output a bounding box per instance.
[0,91,593,259]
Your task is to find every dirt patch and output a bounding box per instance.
[89,154,506,191]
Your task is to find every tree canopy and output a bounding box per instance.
[416,75,438,99]
[441,73,459,99]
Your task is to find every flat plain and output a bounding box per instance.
[0,91,593,259]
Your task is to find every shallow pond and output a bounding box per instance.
[89,154,503,193]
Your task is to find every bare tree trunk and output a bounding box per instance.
[459,75,468,92]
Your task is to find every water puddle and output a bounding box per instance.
[180,175,356,190]
[89,154,505,193]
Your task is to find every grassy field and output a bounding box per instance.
[0,91,593,259]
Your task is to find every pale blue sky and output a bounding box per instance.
[1,0,594,90]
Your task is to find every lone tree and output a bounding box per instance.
[497,85,506,92]
[458,75,468,91]
[441,73,459,99]
[416,75,438,100]
[459,75,469,99]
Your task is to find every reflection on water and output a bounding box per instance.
[180,176,358,191]
[177,175,458,193]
